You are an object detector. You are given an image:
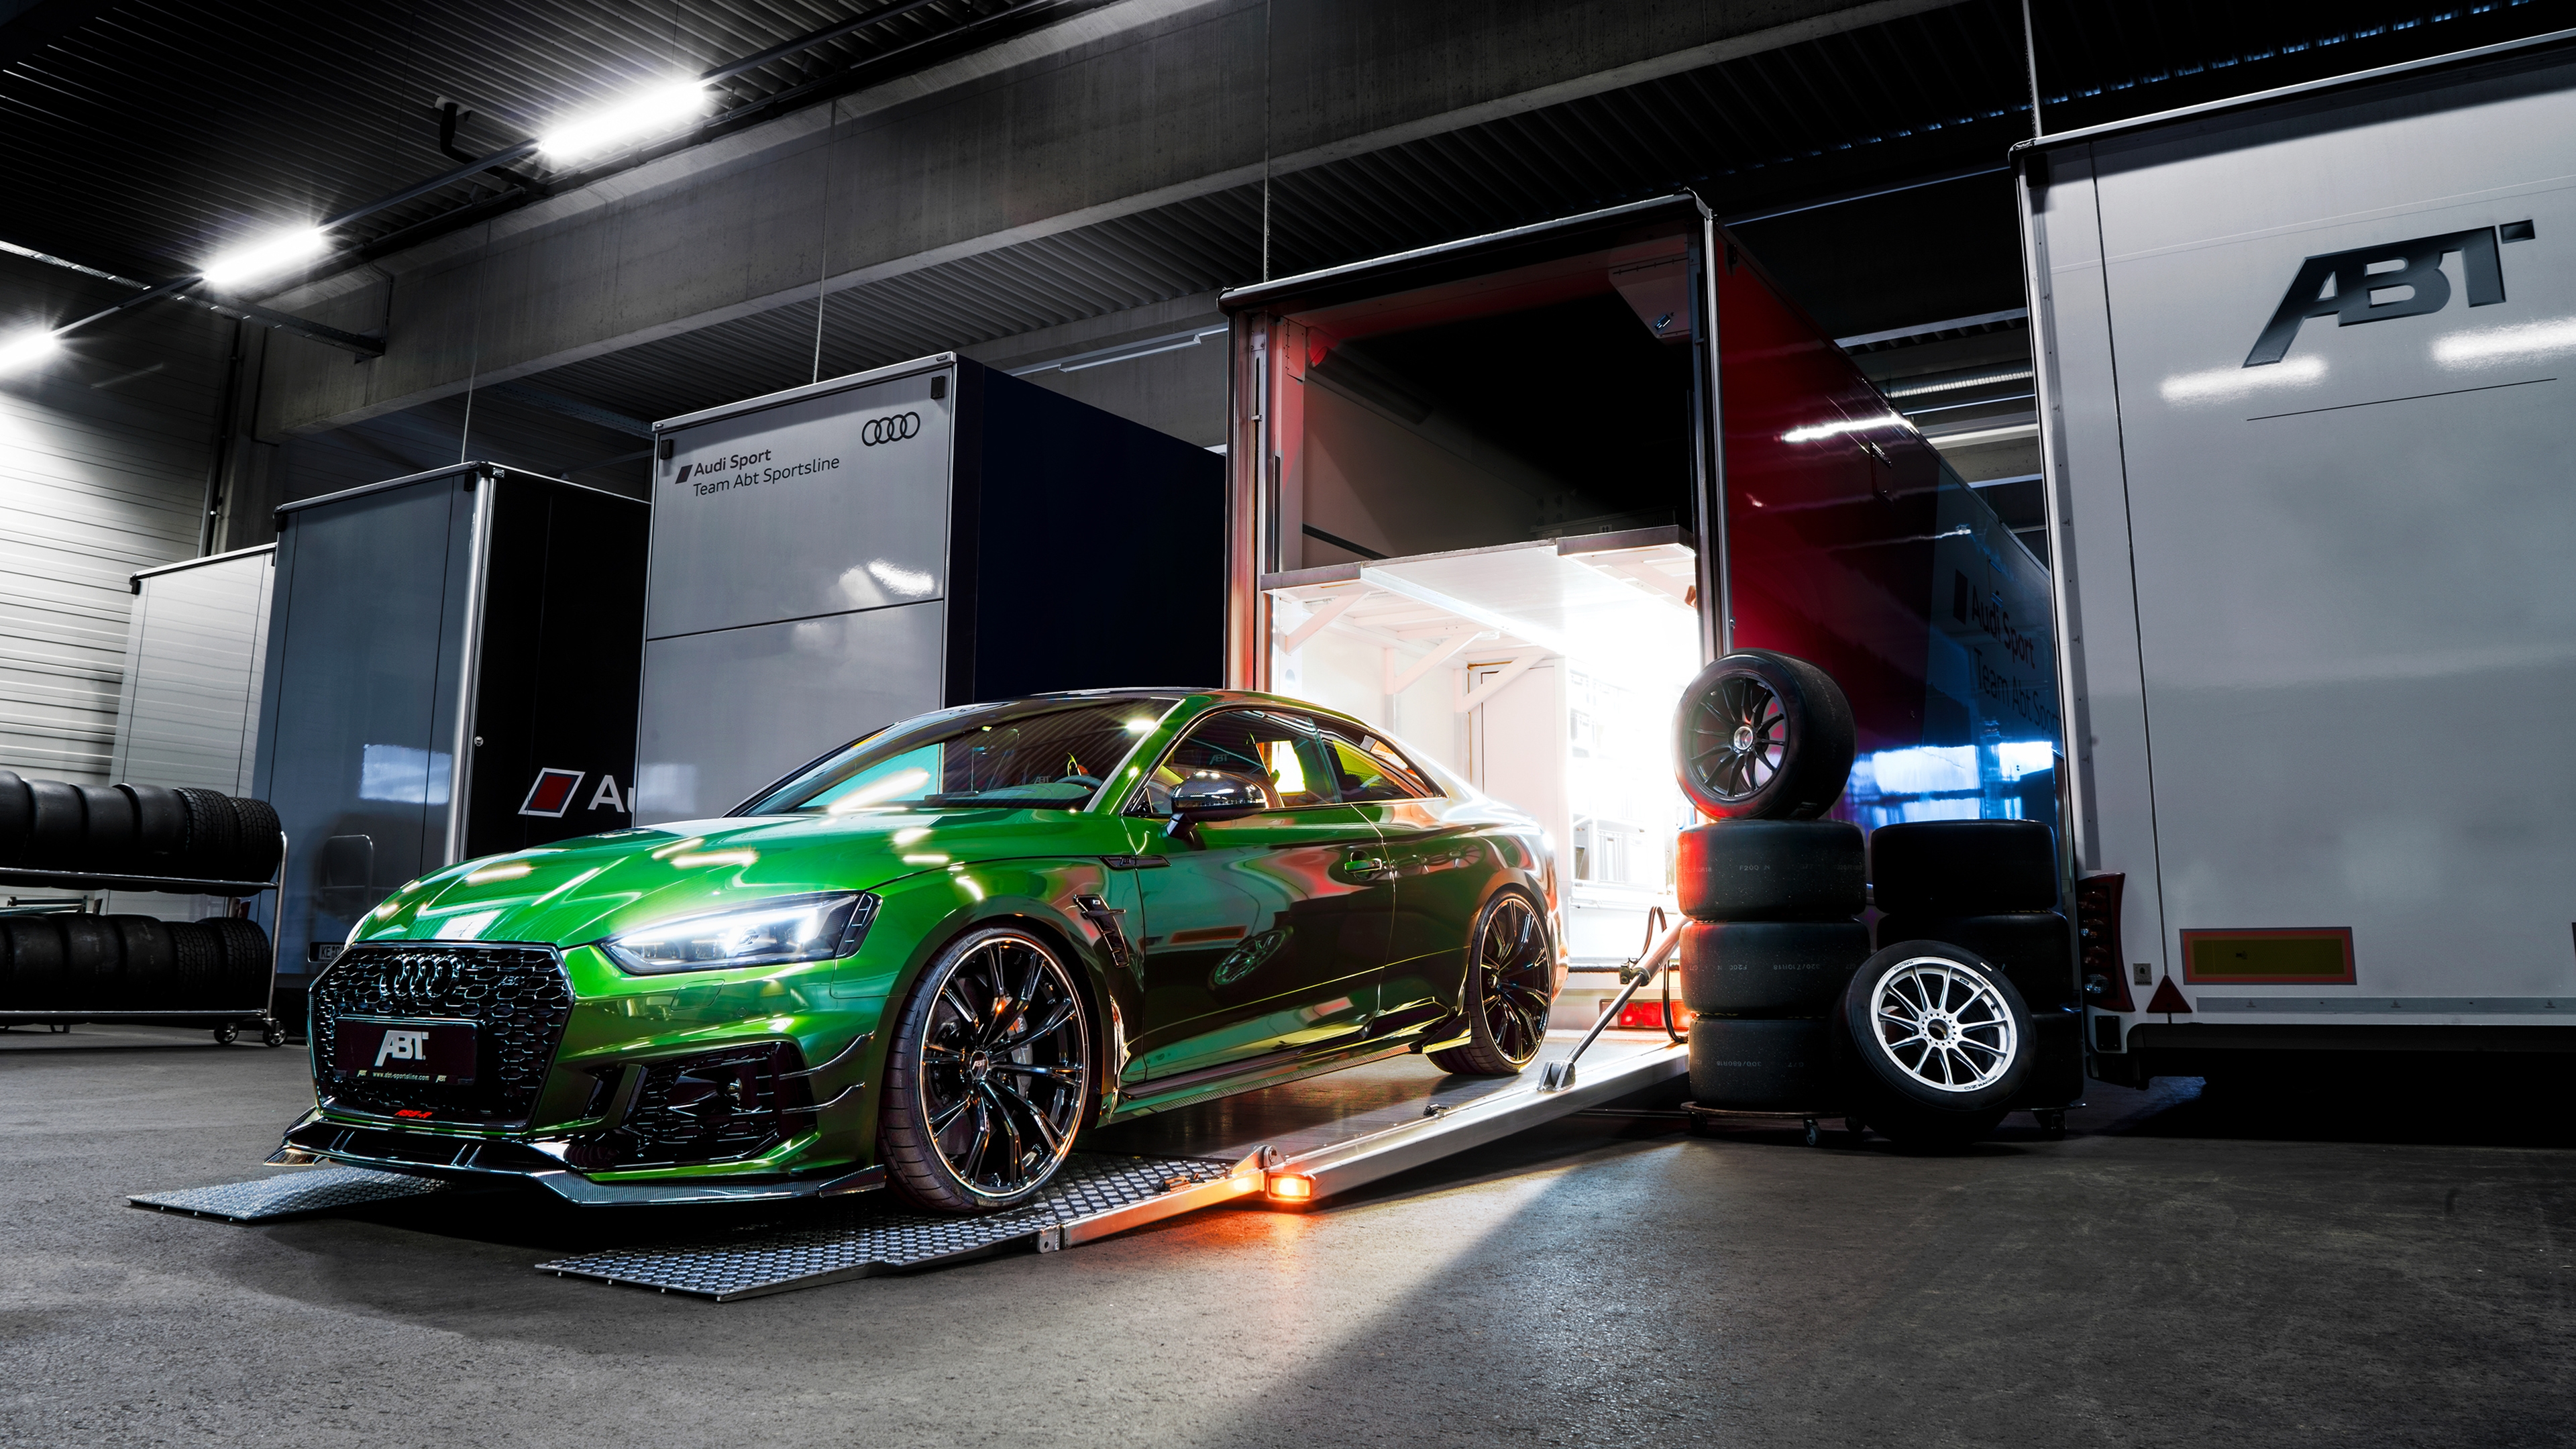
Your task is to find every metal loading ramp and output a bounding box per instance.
[533,1034,1682,1301]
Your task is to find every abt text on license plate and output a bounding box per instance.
[334,1017,478,1085]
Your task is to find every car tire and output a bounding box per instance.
[1688,1018,1837,1110]
[121,784,188,868]
[209,919,272,1004]
[1428,890,1554,1076]
[0,770,30,865]
[879,925,1094,1214]
[174,789,240,881]
[1673,649,1855,820]
[77,785,139,871]
[1874,912,2078,1010]
[1869,820,2059,916]
[170,921,225,1011]
[1841,941,2032,1121]
[227,797,284,884]
[108,917,175,1004]
[1677,920,1870,1016]
[26,779,85,871]
[1,918,66,1010]
[55,914,120,1009]
[1676,820,1865,921]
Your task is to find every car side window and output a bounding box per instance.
[1127,710,1341,815]
[1317,724,1440,801]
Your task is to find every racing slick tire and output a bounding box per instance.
[1688,1018,1837,1111]
[1839,941,2031,1150]
[879,925,1095,1214]
[1676,820,1866,922]
[120,783,189,869]
[76,785,138,869]
[1672,649,1854,820]
[0,770,30,865]
[1868,820,2059,916]
[1874,912,2078,1010]
[169,920,225,1011]
[0,917,66,1010]
[1428,890,1554,1076]
[1676,920,1870,1017]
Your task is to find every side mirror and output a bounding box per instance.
[1167,775,1265,841]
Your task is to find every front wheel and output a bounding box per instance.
[1429,892,1554,1077]
[879,926,1093,1213]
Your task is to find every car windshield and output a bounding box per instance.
[739,697,1183,814]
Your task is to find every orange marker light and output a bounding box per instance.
[1265,1171,1316,1205]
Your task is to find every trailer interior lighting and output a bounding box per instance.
[199,227,329,288]
[2432,317,2576,367]
[2158,355,2324,403]
[1265,1171,1316,1203]
[1780,414,1919,443]
[0,329,59,373]
[539,80,712,160]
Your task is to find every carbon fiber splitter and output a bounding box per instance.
[535,1151,1236,1301]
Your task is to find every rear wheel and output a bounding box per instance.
[1429,892,1553,1076]
[879,926,1093,1214]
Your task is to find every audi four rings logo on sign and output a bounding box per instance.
[860,411,921,445]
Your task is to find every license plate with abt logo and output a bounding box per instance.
[333,1017,478,1085]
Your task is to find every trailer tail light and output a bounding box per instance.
[1606,1000,1689,1032]
[1265,1171,1316,1205]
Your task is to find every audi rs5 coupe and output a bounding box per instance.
[279,690,1565,1212]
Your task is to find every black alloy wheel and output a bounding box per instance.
[880,926,1093,1212]
[1430,892,1554,1076]
[1672,650,1855,820]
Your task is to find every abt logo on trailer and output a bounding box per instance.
[2244,221,2534,366]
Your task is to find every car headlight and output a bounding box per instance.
[600,892,879,975]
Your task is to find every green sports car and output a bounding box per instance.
[276,690,1564,1212]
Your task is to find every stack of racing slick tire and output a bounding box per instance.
[0,914,274,1014]
[0,771,284,886]
[1669,651,2043,1150]
[1669,650,1867,1122]
[1870,820,2080,1139]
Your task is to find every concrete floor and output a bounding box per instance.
[5,1025,2571,1448]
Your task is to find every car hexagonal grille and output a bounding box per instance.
[311,945,573,1126]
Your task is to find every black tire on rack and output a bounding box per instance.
[107,916,176,1006]
[1687,1018,1837,1110]
[25,780,86,871]
[121,784,189,867]
[175,788,241,881]
[0,770,32,865]
[210,918,274,1007]
[1676,820,1865,922]
[226,797,284,884]
[78,785,139,870]
[1,918,66,1010]
[1868,820,2059,916]
[1874,912,2078,1010]
[55,914,121,1010]
[2011,1004,2085,1110]
[1677,920,1870,1017]
[1673,649,1856,820]
[169,921,225,1011]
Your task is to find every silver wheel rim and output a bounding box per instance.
[1870,956,2016,1093]
[917,932,1091,1201]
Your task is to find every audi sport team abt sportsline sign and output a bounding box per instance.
[666,411,923,498]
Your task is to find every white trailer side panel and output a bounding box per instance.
[2030,45,2576,1022]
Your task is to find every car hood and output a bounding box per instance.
[352,808,1107,952]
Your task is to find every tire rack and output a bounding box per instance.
[0,834,289,1046]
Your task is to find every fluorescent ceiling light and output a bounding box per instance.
[199,227,329,288]
[1780,414,1919,443]
[2158,355,2324,405]
[539,81,712,160]
[0,329,60,374]
[2432,317,2576,368]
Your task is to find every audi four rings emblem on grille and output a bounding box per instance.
[860,413,921,445]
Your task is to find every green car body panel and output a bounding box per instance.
[284,690,1561,1197]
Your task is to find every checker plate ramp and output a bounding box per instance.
[129,1166,449,1223]
[535,1152,1234,1301]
